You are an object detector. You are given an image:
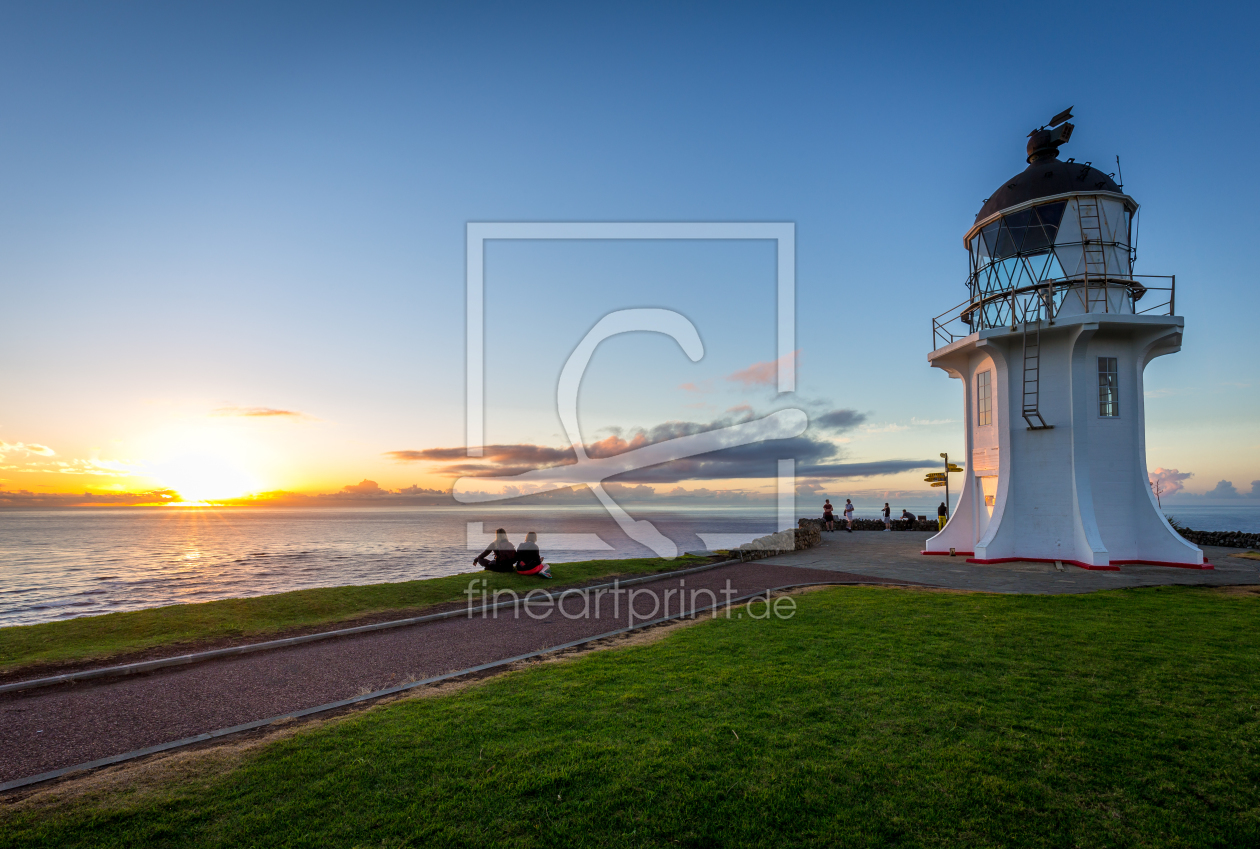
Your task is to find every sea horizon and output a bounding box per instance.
[3,500,1257,629]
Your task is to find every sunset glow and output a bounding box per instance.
[150,451,260,504]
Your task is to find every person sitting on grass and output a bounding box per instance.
[514,531,553,579]
[474,528,517,572]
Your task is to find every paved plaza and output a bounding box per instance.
[761,530,1260,594]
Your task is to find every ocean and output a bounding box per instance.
[2,500,1257,628]
[0,505,783,628]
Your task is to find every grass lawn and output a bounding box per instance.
[0,556,703,676]
[4,584,1258,848]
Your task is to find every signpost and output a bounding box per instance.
[925,453,965,522]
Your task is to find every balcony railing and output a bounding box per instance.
[931,275,1175,350]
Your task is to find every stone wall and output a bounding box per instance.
[1176,529,1260,549]
[726,522,822,562]
[801,516,940,532]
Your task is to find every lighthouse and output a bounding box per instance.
[925,109,1206,569]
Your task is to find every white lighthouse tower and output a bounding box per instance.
[925,109,1206,569]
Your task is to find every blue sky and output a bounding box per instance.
[0,1,1256,505]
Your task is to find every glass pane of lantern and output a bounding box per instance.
[1022,224,1051,255]
[1044,253,1065,281]
[994,223,1018,259]
[1002,209,1032,255]
[1004,209,1033,228]
[980,222,999,257]
[1036,201,1066,233]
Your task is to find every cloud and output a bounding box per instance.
[340,479,386,495]
[0,487,179,507]
[1,456,135,477]
[794,460,939,478]
[814,409,866,432]
[861,422,910,434]
[725,351,798,388]
[853,417,953,434]
[321,480,447,502]
[387,408,935,485]
[678,379,714,394]
[1149,467,1192,497]
[1150,473,1260,500]
[212,406,310,419]
[386,444,573,469]
[209,482,451,507]
[1204,480,1242,499]
[0,441,56,457]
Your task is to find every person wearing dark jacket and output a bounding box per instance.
[937,502,948,530]
[514,531,552,578]
[474,528,517,572]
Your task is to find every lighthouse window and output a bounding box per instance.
[972,202,1067,264]
[977,370,992,426]
[1098,357,1119,417]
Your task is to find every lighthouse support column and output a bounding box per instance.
[1067,323,1112,567]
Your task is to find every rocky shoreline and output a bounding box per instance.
[1174,528,1260,549]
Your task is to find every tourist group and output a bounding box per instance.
[822,499,949,532]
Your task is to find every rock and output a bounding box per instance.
[1175,528,1260,549]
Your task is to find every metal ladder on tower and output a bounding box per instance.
[1021,299,1053,430]
[1077,199,1109,312]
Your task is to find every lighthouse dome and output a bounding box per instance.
[976,158,1122,224]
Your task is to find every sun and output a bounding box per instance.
[152,451,260,504]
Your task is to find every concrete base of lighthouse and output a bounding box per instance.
[924,311,1206,569]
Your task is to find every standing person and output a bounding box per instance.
[843,498,855,532]
[514,531,553,578]
[474,528,517,572]
[882,503,892,531]
[822,499,835,532]
[937,502,948,530]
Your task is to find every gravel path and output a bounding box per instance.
[1,561,891,786]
